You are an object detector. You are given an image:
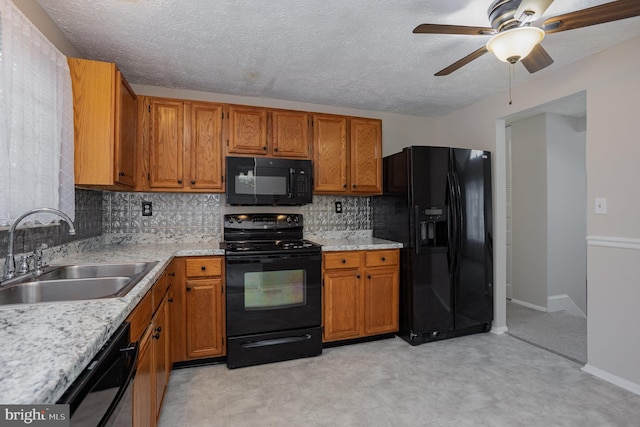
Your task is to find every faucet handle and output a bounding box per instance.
[18,255,31,274]
[34,244,48,274]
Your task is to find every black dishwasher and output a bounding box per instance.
[57,322,138,427]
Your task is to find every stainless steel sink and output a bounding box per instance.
[0,261,158,305]
[36,262,152,281]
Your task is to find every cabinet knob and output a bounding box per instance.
[341,259,346,264]
[201,265,206,271]
[168,272,175,277]
[168,298,174,303]
[367,275,372,279]
[262,146,267,151]
[352,184,357,188]
[274,147,279,152]
[381,257,386,261]
[153,333,160,340]
[178,179,183,184]
[119,171,125,177]
[155,326,162,333]
[356,274,361,279]
[343,184,347,188]
[191,180,196,185]
[186,286,192,291]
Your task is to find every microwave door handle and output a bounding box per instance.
[288,168,294,199]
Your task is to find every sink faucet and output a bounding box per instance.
[3,208,76,281]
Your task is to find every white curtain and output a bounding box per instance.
[0,0,75,228]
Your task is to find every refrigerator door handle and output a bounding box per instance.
[447,173,458,272]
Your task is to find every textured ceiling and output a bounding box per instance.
[36,0,640,117]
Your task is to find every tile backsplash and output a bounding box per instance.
[0,190,371,260]
[0,189,103,258]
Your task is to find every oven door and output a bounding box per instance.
[226,251,322,337]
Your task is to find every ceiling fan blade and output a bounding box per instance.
[542,0,640,34]
[413,24,495,36]
[435,46,489,76]
[521,44,554,73]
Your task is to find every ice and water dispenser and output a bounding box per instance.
[415,206,448,251]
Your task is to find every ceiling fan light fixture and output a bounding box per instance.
[486,26,545,63]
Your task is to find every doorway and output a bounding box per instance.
[503,92,588,364]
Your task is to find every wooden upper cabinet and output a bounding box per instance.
[149,98,184,188]
[350,118,382,194]
[68,57,137,189]
[227,105,268,155]
[271,109,310,158]
[189,102,224,190]
[312,114,349,193]
[143,97,224,192]
[313,115,382,195]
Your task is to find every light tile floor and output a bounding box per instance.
[158,334,640,427]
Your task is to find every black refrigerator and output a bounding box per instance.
[372,146,493,345]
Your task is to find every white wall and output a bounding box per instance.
[511,114,548,310]
[436,35,640,392]
[546,114,586,315]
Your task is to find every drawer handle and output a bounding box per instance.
[381,257,386,261]
[201,265,207,271]
[341,259,346,264]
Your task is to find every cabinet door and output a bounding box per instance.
[363,266,399,336]
[227,105,268,155]
[115,71,137,187]
[189,102,224,190]
[186,279,225,358]
[322,269,362,342]
[350,118,382,194]
[271,110,310,158]
[313,114,349,194]
[149,99,184,188]
[133,327,154,427]
[153,297,170,419]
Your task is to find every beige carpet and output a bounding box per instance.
[506,301,587,364]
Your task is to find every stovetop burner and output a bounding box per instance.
[222,213,321,255]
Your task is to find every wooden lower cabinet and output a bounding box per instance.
[322,249,399,343]
[129,268,173,427]
[133,327,153,427]
[171,256,226,362]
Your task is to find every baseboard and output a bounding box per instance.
[548,294,586,318]
[510,298,547,312]
[582,364,640,396]
[491,325,508,335]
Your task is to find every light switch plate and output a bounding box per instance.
[595,198,607,215]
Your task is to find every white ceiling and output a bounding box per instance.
[36,0,640,117]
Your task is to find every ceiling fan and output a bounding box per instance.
[414,0,640,76]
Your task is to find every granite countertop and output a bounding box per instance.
[0,239,224,405]
[306,232,403,251]
[0,232,401,405]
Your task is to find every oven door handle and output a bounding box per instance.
[241,334,312,349]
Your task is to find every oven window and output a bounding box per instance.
[234,174,287,196]
[244,270,306,310]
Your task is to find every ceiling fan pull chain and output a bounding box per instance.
[508,63,514,105]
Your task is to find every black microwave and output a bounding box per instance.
[226,157,313,206]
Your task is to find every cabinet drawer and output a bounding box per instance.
[324,252,362,270]
[127,291,152,342]
[185,257,223,278]
[365,250,399,267]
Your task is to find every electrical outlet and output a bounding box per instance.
[335,201,343,214]
[142,201,153,216]
[594,198,607,215]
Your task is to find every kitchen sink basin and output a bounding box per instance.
[36,262,153,281]
[0,261,158,305]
